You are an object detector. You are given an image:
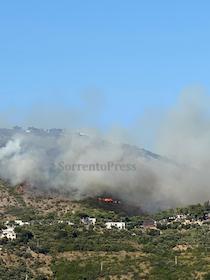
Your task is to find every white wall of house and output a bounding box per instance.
[105,222,126,230]
[5,220,29,226]
[81,217,96,226]
[0,226,16,240]
[88,218,96,225]
[14,220,30,226]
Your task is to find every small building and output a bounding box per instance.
[105,222,126,230]
[58,220,74,226]
[175,214,187,221]
[14,220,30,226]
[0,226,16,240]
[204,212,210,220]
[5,220,30,227]
[67,221,75,226]
[81,217,96,226]
[168,216,176,222]
[194,220,203,226]
[142,220,157,229]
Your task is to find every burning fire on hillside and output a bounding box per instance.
[97,197,121,204]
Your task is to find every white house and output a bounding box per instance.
[81,217,96,226]
[175,214,187,221]
[14,220,30,226]
[67,221,75,226]
[0,226,16,240]
[58,220,74,226]
[105,222,126,230]
[5,220,30,227]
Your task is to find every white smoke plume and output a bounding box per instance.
[0,87,210,211]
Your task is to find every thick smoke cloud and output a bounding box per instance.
[157,88,210,165]
[0,88,210,211]
[0,132,164,211]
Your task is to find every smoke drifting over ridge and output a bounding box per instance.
[0,88,210,211]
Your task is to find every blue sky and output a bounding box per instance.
[0,1,210,129]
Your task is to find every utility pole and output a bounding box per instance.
[100,261,103,272]
[175,256,178,266]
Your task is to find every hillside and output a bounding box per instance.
[0,127,187,214]
[0,179,210,279]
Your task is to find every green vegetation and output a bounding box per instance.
[0,181,209,279]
